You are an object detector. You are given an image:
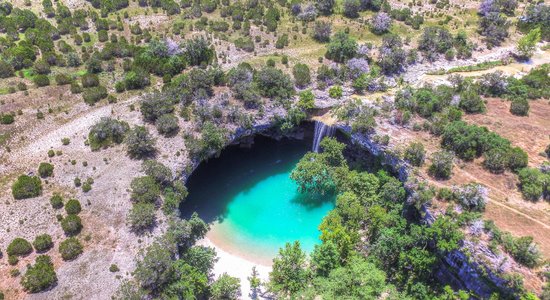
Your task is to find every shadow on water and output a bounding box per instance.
[179,134,314,224]
[290,191,335,211]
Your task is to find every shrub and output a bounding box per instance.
[0,113,15,124]
[518,167,548,201]
[81,74,99,88]
[88,117,130,151]
[142,160,173,186]
[483,148,508,173]
[125,126,157,159]
[378,34,407,74]
[59,237,83,261]
[275,34,289,49]
[255,67,294,100]
[346,58,370,79]
[33,74,50,87]
[329,86,342,99]
[210,273,241,300]
[131,176,161,203]
[55,73,72,85]
[459,89,485,113]
[12,175,42,199]
[507,147,528,171]
[109,264,120,272]
[21,255,57,293]
[33,234,53,252]
[61,214,83,236]
[509,97,529,116]
[343,0,361,18]
[50,194,64,209]
[82,86,108,105]
[371,12,392,35]
[140,93,175,122]
[7,238,33,256]
[404,142,426,167]
[479,12,510,48]
[454,183,488,211]
[124,70,150,90]
[325,31,357,63]
[313,21,332,43]
[429,150,454,179]
[38,162,54,178]
[155,114,179,136]
[65,199,82,215]
[546,144,550,159]
[292,63,311,88]
[128,203,156,232]
[502,235,541,268]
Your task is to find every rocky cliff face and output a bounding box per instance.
[341,127,516,299]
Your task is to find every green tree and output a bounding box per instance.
[210,273,241,300]
[517,27,541,59]
[311,241,340,276]
[59,237,83,261]
[269,241,310,295]
[292,63,311,88]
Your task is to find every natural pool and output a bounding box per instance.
[180,134,335,265]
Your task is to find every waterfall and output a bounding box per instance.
[312,121,335,153]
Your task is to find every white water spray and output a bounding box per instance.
[312,121,335,153]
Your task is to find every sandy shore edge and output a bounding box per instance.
[198,237,272,300]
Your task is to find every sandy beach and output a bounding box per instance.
[198,237,273,300]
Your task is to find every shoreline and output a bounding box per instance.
[198,237,272,300]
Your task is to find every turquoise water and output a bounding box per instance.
[181,135,334,264]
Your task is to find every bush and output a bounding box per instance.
[404,142,426,167]
[124,70,150,90]
[140,93,175,122]
[155,114,179,136]
[88,117,130,150]
[313,21,332,42]
[483,148,508,173]
[7,238,33,256]
[55,73,72,85]
[50,194,64,209]
[507,147,528,171]
[325,31,357,63]
[454,183,488,211]
[329,86,342,99]
[378,34,407,74]
[518,167,548,201]
[59,237,83,261]
[459,89,485,113]
[131,176,161,203]
[81,74,99,88]
[21,255,57,293]
[142,160,173,186]
[275,34,289,49]
[61,214,83,236]
[38,162,54,178]
[33,234,53,252]
[128,203,156,232]
[429,150,454,179]
[0,113,15,124]
[82,86,108,105]
[12,175,42,199]
[371,12,392,34]
[125,126,157,158]
[255,67,294,100]
[509,97,529,116]
[343,0,361,18]
[292,63,311,88]
[33,74,50,87]
[210,273,241,300]
[65,199,82,215]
